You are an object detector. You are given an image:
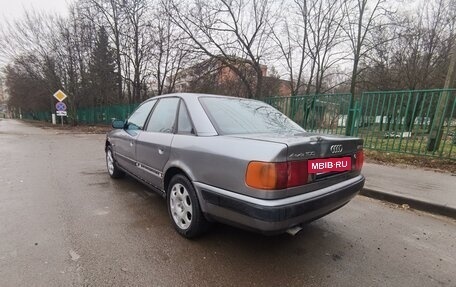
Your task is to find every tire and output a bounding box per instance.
[167,174,210,238]
[106,146,125,179]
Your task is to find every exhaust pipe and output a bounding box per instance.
[286,226,303,236]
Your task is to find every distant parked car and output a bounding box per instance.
[105,93,365,238]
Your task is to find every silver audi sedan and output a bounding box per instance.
[105,93,365,238]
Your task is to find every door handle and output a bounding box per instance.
[129,141,134,147]
[158,148,164,155]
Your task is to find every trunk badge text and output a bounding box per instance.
[289,151,316,158]
[330,144,343,154]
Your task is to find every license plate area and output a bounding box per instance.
[308,157,352,174]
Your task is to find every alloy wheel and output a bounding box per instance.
[169,183,193,230]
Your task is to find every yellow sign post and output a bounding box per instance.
[53,90,68,126]
[53,90,68,102]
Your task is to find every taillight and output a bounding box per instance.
[245,160,308,190]
[287,161,308,187]
[355,150,364,171]
[245,162,287,190]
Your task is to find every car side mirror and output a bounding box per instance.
[112,120,125,129]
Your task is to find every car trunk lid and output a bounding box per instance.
[229,132,363,186]
[228,132,362,160]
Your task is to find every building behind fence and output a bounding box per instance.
[23,89,456,160]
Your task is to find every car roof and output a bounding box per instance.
[148,92,241,101]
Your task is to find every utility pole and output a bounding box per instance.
[427,39,456,151]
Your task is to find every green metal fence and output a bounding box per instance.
[23,89,456,160]
[76,103,138,125]
[264,89,456,160]
[356,89,456,159]
[26,111,52,121]
[264,93,352,135]
[24,103,139,125]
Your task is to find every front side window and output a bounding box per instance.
[146,98,179,133]
[127,100,157,130]
[199,97,304,135]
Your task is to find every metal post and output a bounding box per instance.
[345,95,355,136]
[427,39,456,151]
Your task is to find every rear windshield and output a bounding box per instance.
[199,97,304,135]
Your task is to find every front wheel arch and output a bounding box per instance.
[106,145,125,179]
[105,140,111,152]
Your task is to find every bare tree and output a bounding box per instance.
[4,57,50,114]
[0,10,65,114]
[343,0,391,96]
[83,0,125,103]
[51,5,99,121]
[89,26,118,106]
[394,0,454,89]
[342,0,392,135]
[358,0,455,91]
[166,0,279,98]
[149,1,190,95]
[272,0,347,96]
[307,0,347,94]
[270,0,308,96]
[122,0,152,103]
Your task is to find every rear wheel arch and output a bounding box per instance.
[166,173,210,238]
[164,166,193,192]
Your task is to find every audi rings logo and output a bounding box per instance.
[330,144,343,154]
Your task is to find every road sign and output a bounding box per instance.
[55,102,67,112]
[56,111,67,116]
[53,90,68,102]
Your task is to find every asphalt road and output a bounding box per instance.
[1,119,455,287]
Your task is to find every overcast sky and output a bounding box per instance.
[0,0,72,24]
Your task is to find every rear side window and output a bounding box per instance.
[146,98,179,133]
[177,101,194,134]
[199,97,304,135]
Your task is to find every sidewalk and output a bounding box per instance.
[360,162,456,219]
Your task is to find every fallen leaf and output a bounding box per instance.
[69,250,80,261]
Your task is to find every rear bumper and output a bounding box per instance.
[194,175,365,234]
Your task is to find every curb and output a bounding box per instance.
[360,188,456,220]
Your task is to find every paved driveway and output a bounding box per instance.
[0,119,455,287]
